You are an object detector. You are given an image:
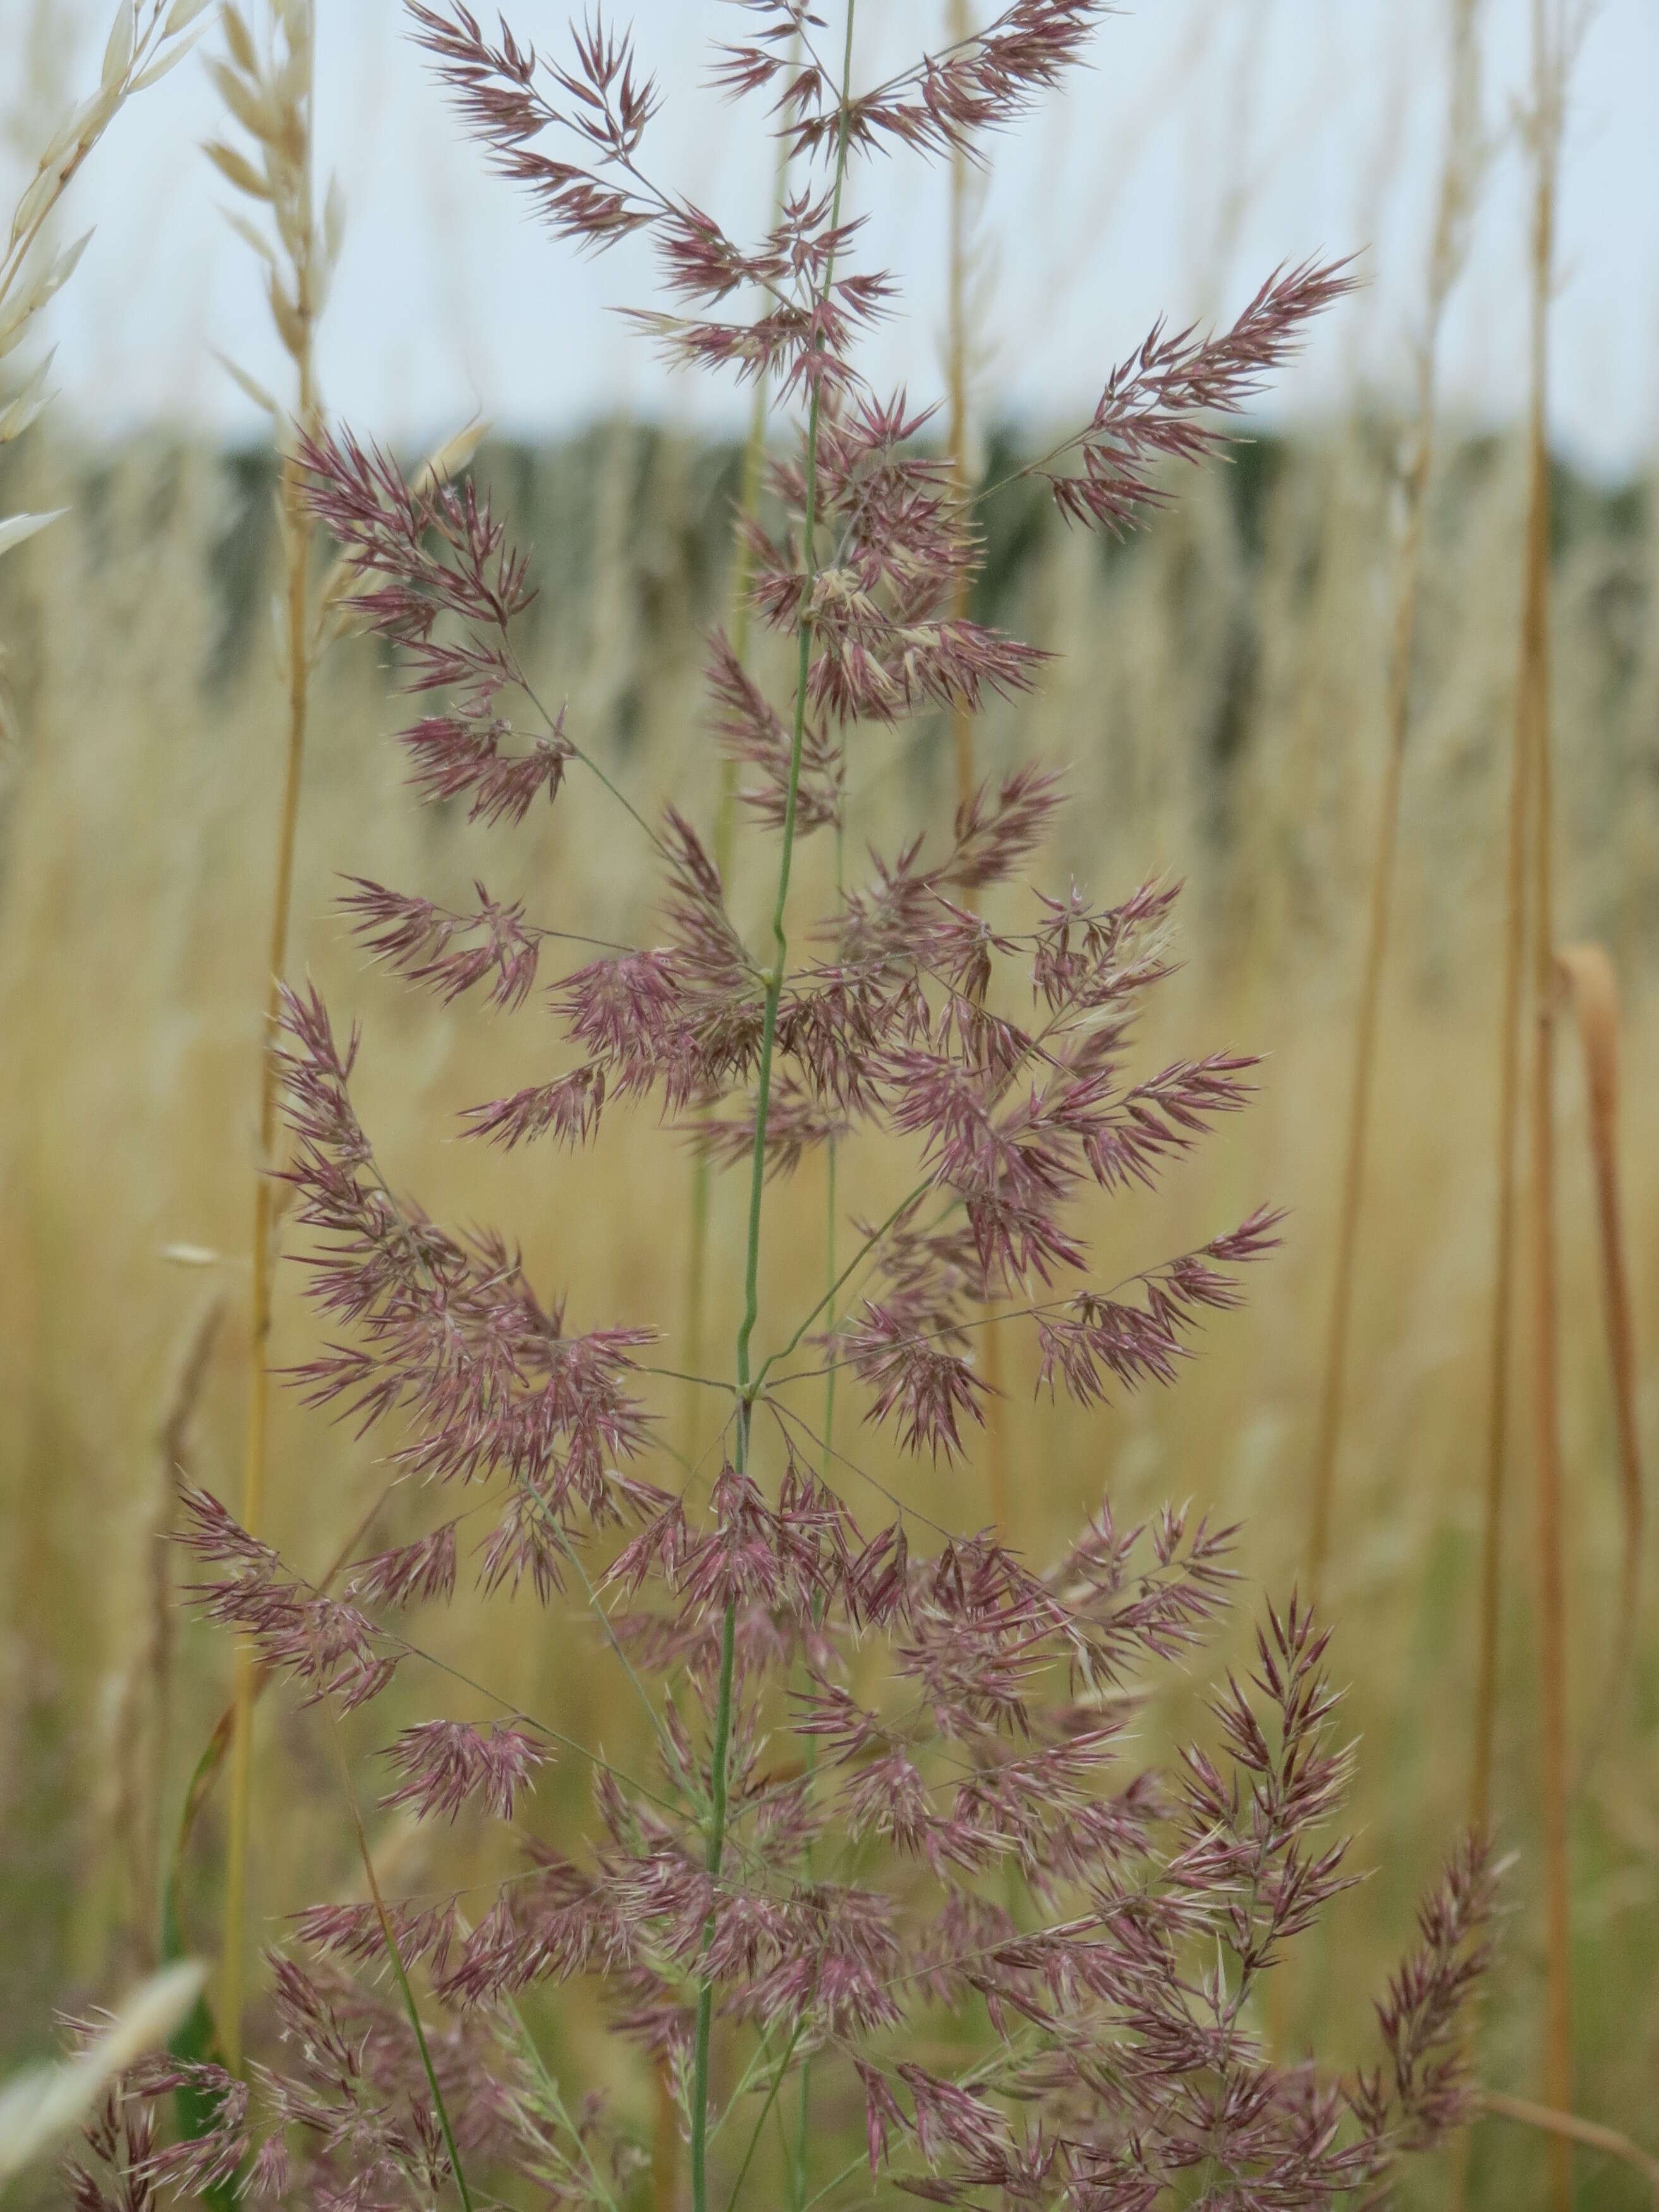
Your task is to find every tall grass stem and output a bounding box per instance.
[690,21,857,2212]
[1307,0,1482,1600]
[1517,4,1572,2196]
[223,0,321,2072]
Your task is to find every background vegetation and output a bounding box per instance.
[2,4,1657,2207]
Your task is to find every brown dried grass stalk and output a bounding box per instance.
[1517,5,1572,2197]
[1477,2092,1659,2208]
[114,1297,223,1967]
[1470,650,1530,1835]
[214,0,331,2071]
[1305,0,1483,1598]
[1471,440,1536,1840]
[1555,946,1644,1766]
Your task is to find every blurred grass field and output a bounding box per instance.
[0,411,1656,2206]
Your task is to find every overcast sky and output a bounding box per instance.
[9,0,1659,474]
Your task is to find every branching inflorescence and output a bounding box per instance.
[83,6,1495,2209]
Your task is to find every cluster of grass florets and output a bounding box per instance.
[76,8,1493,2209]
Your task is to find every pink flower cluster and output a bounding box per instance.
[75,7,1495,2212]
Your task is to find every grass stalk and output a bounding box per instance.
[1516,4,1572,2198]
[1306,0,1482,1600]
[330,1715,474,2212]
[679,92,794,1467]
[135,1297,222,1960]
[1478,2091,1659,2205]
[1471,446,1536,1840]
[665,85,797,2212]
[1471,690,1529,1836]
[1556,944,1644,1772]
[689,21,858,2212]
[221,0,323,2072]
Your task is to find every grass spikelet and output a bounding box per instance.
[329,1715,475,2212]
[0,2,211,578]
[0,1959,207,2183]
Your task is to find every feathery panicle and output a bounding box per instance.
[87,9,1495,2211]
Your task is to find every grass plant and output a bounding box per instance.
[0,417,1654,2212]
[0,12,1656,2199]
[59,9,1505,2211]
[204,0,336,2071]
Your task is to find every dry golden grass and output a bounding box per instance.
[0,405,1655,2206]
[205,0,329,2073]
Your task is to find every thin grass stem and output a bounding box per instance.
[1517,7,1572,2199]
[691,21,858,2212]
[665,85,798,2212]
[726,2005,810,2212]
[224,0,321,2071]
[1307,0,1482,1601]
[330,1715,474,2212]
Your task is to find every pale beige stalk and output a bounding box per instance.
[1555,944,1643,1761]
[1516,4,1573,2199]
[1478,2091,1659,2206]
[211,0,337,2071]
[1471,456,1534,1835]
[112,1296,223,1966]
[1306,0,1483,1599]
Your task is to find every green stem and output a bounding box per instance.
[794,705,848,2212]
[689,1596,739,2212]
[556,1519,700,1806]
[790,2041,813,2212]
[753,1180,931,1395]
[727,2008,810,2212]
[501,1987,621,2212]
[822,808,846,1474]
[331,1718,473,2212]
[799,2151,870,2212]
[679,51,796,1581]
[690,20,859,2212]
